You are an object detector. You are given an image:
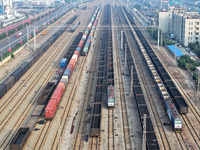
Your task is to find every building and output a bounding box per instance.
[158,11,172,34]
[3,0,13,15]
[26,0,56,5]
[158,7,200,46]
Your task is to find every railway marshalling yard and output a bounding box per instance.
[0,1,200,150]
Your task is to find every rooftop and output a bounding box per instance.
[168,45,184,57]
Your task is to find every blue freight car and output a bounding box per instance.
[60,58,67,68]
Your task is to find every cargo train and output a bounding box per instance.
[141,48,182,131]
[0,13,78,99]
[45,6,101,120]
[122,7,182,132]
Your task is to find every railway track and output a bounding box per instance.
[108,109,114,150]
[128,6,200,149]
[72,8,101,150]
[0,22,78,148]
[126,4,200,149]
[175,133,188,149]
[23,5,97,149]
[39,57,87,149]
[120,6,169,149]
[111,5,132,150]
[89,137,99,150]
[180,115,200,148]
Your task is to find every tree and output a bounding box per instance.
[192,71,198,81]
[177,58,186,69]
[11,53,14,58]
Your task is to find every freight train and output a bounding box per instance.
[117,6,160,149]
[9,4,100,150]
[45,6,101,120]
[0,7,78,99]
[122,7,182,132]
[142,46,182,131]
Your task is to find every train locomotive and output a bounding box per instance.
[107,85,115,107]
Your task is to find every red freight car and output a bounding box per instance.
[74,51,80,57]
[58,82,66,90]
[69,59,76,68]
[66,64,73,73]
[45,100,57,119]
[51,90,62,105]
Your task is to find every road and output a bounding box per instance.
[0,3,75,56]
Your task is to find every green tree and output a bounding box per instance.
[177,58,186,69]
[11,53,14,58]
[192,71,198,81]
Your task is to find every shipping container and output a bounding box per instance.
[78,43,84,48]
[58,82,66,90]
[45,100,57,119]
[74,51,80,57]
[87,39,91,42]
[51,90,62,105]
[60,76,68,84]
[76,47,81,51]
[83,47,89,52]
[64,69,71,77]
[66,64,73,73]
[79,40,84,44]
[60,58,67,68]
[69,59,76,68]
[83,33,87,36]
[56,84,64,94]
[72,54,78,61]
[82,35,87,40]
[86,41,90,47]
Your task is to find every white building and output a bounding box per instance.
[27,0,56,5]
[158,7,200,46]
[3,0,13,15]
[158,11,172,34]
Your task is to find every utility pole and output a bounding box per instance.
[197,72,200,103]
[121,30,123,50]
[130,65,133,99]
[158,27,160,50]
[142,114,147,150]
[160,0,163,10]
[125,43,127,68]
[127,0,129,8]
[160,30,163,46]
[27,27,29,50]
